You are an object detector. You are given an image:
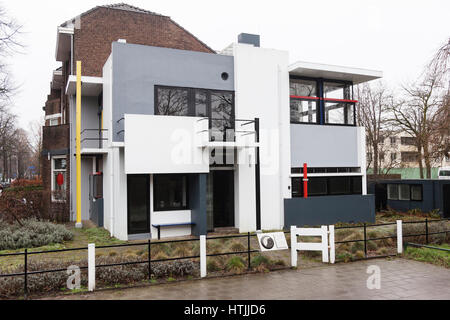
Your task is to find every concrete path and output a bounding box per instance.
[46,258,450,300]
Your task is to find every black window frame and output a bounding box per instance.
[153,174,190,212]
[155,85,235,120]
[291,175,363,198]
[387,183,423,202]
[289,75,356,127]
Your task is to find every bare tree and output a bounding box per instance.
[0,5,22,101]
[29,118,43,178]
[355,81,395,176]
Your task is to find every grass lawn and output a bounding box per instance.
[404,243,450,268]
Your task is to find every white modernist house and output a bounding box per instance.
[68,34,382,240]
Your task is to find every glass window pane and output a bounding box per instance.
[399,184,410,200]
[329,177,351,195]
[290,100,318,123]
[346,104,355,125]
[54,158,67,170]
[387,184,399,200]
[156,88,188,116]
[211,92,234,141]
[154,175,188,211]
[324,82,348,99]
[195,91,208,117]
[290,79,317,97]
[411,185,422,201]
[291,178,303,197]
[325,102,345,124]
[352,176,362,194]
[308,178,328,196]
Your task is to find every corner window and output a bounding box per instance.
[52,156,67,202]
[290,77,355,126]
[324,102,355,125]
[154,175,188,211]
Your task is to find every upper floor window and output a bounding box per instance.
[156,87,189,116]
[290,79,317,97]
[401,137,415,146]
[290,77,355,126]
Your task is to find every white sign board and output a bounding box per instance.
[257,232,289,252]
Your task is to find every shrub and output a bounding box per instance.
[351,242,364,253]
[403,221,449,244]
[0,255,198,298]
[0,218,73,250]
[207,259,221,272]
[229,241,246,252]
[336,252,353,263]
[251,254,271,268]
[355,250,365,259]
[226,256,246,273]
[367,240,378,251]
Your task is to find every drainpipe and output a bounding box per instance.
[303,163,308,198]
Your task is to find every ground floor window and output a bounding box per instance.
[51,156,67,202]
[153,174,188,211]
[387,184,423,201]
[292,176,362,197]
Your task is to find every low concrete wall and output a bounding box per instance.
[284,195,375,227]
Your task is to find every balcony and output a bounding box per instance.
[80,129,108,155]
[196,117,260,149]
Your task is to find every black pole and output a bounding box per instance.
[254,118,261,231]
[247,232,251,270]
[148,239,152,280]
[24,249,28,299]
[363,224,367,258]
[425,219,429,244]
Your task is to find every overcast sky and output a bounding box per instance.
[3,0,450,129]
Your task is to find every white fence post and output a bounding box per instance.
[321,226,329,263]
[200,235,207,278]
[88,243,95,292]
[290,226,297,267]
[329,225,335,264]
[397,220,403,254]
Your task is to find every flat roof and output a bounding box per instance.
[289,61,383,84]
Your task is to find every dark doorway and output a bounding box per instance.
[127,175,150,235]
[443,184,450,218]
[207,170,234,230]
[375,183,387,211]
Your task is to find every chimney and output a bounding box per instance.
[238,33,260,47]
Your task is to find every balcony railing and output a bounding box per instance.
[81,129,108,150]
[196,117,259,146]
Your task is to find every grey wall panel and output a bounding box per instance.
[290,124,360,168]
[284,195,375,227]
[189,173,208,236]
[112,42,235,142]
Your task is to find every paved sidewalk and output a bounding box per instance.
[47,258,450,300]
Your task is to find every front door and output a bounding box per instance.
[127,175,150,235]
[207,170,235,230]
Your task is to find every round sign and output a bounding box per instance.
[260,235,275,250]
[56,173,64,186]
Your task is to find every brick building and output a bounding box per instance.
[42,3,215,221]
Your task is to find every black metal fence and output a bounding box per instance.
[0,232,262,298]
[1,219,449,298]
[333,218,449,262]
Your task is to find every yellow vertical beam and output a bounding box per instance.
[75,61,82,228]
